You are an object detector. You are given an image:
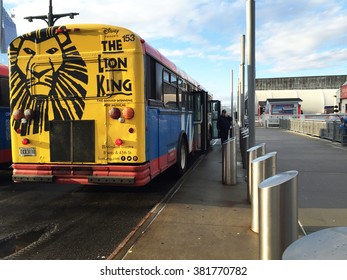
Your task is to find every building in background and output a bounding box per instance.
[336,82,347,114]
[0,1,17,53]
[255,75,347,116]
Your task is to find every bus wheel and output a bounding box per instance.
[176,138,188,176]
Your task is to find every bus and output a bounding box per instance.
[9,24,220,186]
[0,64,11,169]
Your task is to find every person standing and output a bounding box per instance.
[217,109,232,143]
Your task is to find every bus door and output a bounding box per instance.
[192,91,210,152]
[210,100,221,139]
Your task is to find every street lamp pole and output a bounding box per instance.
[48,0,54,26]
[24,0,78,27]
[246,0,256,147]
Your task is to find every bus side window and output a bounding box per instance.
[186,84,194,111]
[145,56,157,100]
[163,70,178,109]
[178,78,186,110]
[194,93,202,122]
[155,63,163,102]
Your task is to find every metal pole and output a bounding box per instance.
[230,69,234,137]
[250,152,276,233]
[246,143,266,202]
[237,79,240,125]
[239,35,245,128]
[246,0,256,147]
[222,138,237,185]
[259,170,298,260]
[24,0,78,26]
[48,0,54,26]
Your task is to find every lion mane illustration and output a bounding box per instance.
[9,26,88,136]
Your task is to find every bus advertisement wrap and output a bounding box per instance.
[9,24,219,186]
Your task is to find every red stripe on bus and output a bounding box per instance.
[0,149,11,163]
[12,150,178,186]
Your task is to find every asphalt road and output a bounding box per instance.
[0,164,184,260]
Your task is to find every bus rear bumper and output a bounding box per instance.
[12,163,151,186]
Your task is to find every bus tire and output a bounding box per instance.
[176,136,188,176]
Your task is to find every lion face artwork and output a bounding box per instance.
[9,26,88,136]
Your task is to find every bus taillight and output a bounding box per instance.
[12,109,23,120]
[22,138,30,145]
[115,139,123,146]
[122,107,134,119]
[109,107,121,119]
[55,27,80,34]
[24,109,34,120]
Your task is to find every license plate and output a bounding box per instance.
[19,147,36,156]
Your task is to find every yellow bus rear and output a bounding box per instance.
[10,24,149,185]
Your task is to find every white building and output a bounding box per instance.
[255,75,347,115]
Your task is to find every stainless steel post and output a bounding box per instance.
[246,0,256,147]
[250,152,276,233]
[230,69,234,137]
[222,138,237,185]
[239,35,245,128]
[247,143,266,202]
[259,170,298,260]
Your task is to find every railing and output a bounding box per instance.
[260,113,347,129]
[262,115,290,128]
[278,115,347,143]
[301,113,346,120]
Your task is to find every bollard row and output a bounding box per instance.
[246,140,299,260]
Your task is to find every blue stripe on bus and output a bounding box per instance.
[146,107,192,162]
[146,108,159,161]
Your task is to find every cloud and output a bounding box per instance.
[5,0,347,104]
[256,0,347,75]
[8,0,241,41]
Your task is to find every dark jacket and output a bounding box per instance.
[217,115,232,131]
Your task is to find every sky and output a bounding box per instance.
[2,0,347,107]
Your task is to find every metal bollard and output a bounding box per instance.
[250,152,276,233]
[222,138,237,185]
[259,170,298,260]
[247,143,266,203]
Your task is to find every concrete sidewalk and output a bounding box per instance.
[118,140,259,260]
[113,127,347,260]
